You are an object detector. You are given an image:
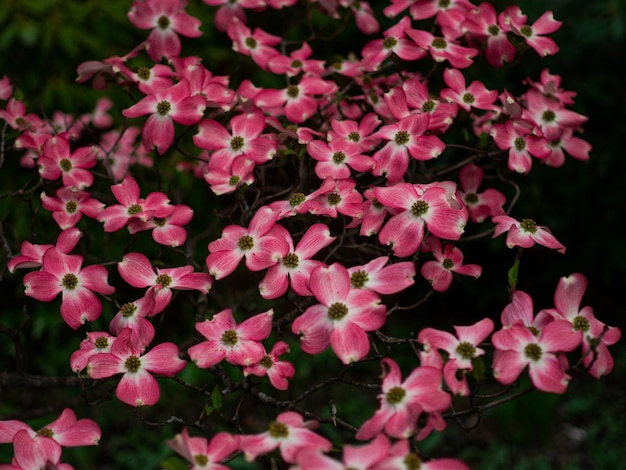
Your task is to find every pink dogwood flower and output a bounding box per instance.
[492,215,565,254]
[127,203,194,247]
[258,223,335,299]
[188,308,272,368]
[193,110,276,165]
[374,183,468,257]
[0,408,101,448]
[372,438,470,470]
[307,138,372,180]
[128,0,202,62]
[462,2,516,67]
[540,273,621,378]
[457,163,506,223]
[371,113,445,182]
[0,430,71,470]
[118,252,213,315]
[97,176,174,232]
[122,79,206,154]
[243,341,296,390]
[38,135,97,190]
[492,320,580,393]
[87,328,186,407]
[227,19,281,70]
[7,227,81,273]
[207,205,289,279]
[291,263,386,364]
[347,256,415,295]
[418,318,493,395]
[40,186,104,230]
[355,358,451,440]
[109,295,157,351]
[23,248,115,329]
[70,331,117,373]
[420,237,482,292]
[440,68,498,112]
[505,7,562,57]
[166,428,239,470]
[295,433,389,469]
[239,411,331,464]
[254,77,338,124]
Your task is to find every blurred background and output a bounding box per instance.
[0,0,625,468]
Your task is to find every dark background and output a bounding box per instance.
[1,0,625,468]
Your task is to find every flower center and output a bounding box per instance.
[327,193,342,205]
[371,198,383,209]
[520,218,537,233]
[125,355,141,373]
[394,130,410,145]
[155,273,172,288]
[38,428,54,438]
[327,302,348,320]
[62,273,78,290]
[463,92,475,104]
[245,37,257,49]
[60,158,72,172]
[442,258,455,269]
[282,252,299,268]
[350,270,369,288]
[238,235,254,250]
[194,455,209,466]
[229,175,241,186]
[528,325,540,336]
[520,25,533,37]
[127,204,143,215]
[464,193,478,204]
[386,386,406,404]
[95,337,109,349]
[438,0,450,7]
[290,59,303,68]
[524,343,542,361]
[403,453,422,470]
[260,355,274,368]
[157,15,170,30]
[120,302,137,318]
[432,38,447,49]
[137,67,150,80]
[383,36,398,49]
[411,200,429,217]
[65,200,78,214]
[456,341,476,359]
[221,329,238,346]
[153,217,166,227]
[347,131,361,142]
[422,100,435,112]
[542,110,556,122]
[268,421,289,438]
[573,315,590,332]
[156,100,171,116]
[514,136,526,151]
[230,136,245,151]
[488,24,500,36]
[289,192,306,207]
[286,85,300,98]
[332,152,346,164]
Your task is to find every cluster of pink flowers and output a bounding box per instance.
[0,0,620,468]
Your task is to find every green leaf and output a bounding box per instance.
[204,405,214,417]
[507,259,520,291]
[160,456,189,470]
[471,356,486,382]
[211,384,222,410]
